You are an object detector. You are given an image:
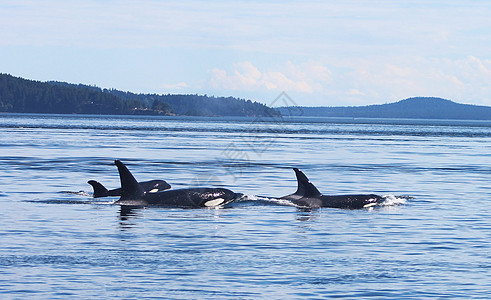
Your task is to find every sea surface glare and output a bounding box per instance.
[0,113,490,299]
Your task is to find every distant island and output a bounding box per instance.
[278,97,491,120]
[0,73,278,117]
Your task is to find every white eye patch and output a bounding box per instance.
[204,198,224,207]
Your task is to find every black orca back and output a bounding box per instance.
[115,160,145,200]
[139,188,236,208]
[87,180,110,198]
[139,180,171,192]
[285,168,383,209]
[293,168,322,197]
[296,194,382,209]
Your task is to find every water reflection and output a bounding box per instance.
[118,206,143,230]
[295,208,320,222]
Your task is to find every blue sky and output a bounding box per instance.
[1,0,490,106]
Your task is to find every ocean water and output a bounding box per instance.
[0,113,490,299]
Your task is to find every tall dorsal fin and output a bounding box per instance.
[115,160,145,200]
[87,180,109,198]
[293,168,322,197]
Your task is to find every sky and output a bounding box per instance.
[1,0,491,107]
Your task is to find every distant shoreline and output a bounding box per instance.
[277,97,491,120]
[3,74,491,120]
[0,73,279,118]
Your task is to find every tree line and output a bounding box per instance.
[0,74,146,115]
[0,73,278,117]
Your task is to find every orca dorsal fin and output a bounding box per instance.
[293,168,322,197]
[115,160,145,200]
[87,180,109,198]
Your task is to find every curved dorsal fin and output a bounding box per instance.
[293,168,322,197]
[87,180,109,198]
[115,160,145,200]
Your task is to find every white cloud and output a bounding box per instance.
[2,1,491,106]
[327,55,491,105]
[162,82,188,90]
[207,55,491,106]
[209,61,315,93]
[347,89,366,96]
[3,0,489,57]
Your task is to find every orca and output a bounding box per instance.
[280,168,383,209]
[113,160,238,208]
[87,179,171,198]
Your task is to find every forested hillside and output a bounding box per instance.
[108,90,279,117]
[278,97,491,120]
[0,73,145,114]
[0,74,277,117]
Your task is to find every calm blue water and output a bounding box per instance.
[1,113,490,299]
